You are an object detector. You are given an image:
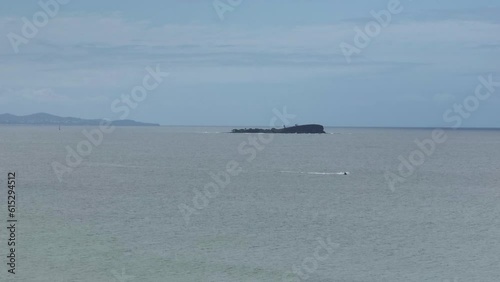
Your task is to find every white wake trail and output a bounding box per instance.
[280,171,350,175]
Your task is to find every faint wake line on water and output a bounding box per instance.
[81,162,351,176]
[327,132,352,135]
[279,171,350,175]
[82,162,151,169]
[82,162,215,172]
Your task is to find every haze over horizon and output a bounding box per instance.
[2,112,500,129]
[1,0,500,127]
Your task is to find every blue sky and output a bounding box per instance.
[1,0,499,127]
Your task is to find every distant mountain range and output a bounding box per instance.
[0,113,160,126]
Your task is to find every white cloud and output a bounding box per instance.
[0,13,499,91]
[433,92,455,103]
[2,13,498,55]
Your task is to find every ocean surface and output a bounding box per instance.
[0,126,499,281]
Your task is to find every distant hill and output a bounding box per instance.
[0,113,160,126]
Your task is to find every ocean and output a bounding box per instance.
[0,126,499,281]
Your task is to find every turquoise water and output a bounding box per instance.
[0,126,499,281]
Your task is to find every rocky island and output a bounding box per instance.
[232,124,326,134]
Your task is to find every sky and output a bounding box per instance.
[1,0,499,127]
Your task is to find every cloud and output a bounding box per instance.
[433,92,456,103]
[0,13,499,92]
[29,88,67,101]
[3,13,499,55]
[0,88,65,105]
[0,87,109,105]
[406,8,500,23]
[475,44,500,50]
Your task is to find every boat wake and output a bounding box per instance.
[280,171,350,175]
[83,162,147,169]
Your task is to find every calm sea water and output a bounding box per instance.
[0,126,499,281]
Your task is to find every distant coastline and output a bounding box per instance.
[0,113,159,126]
